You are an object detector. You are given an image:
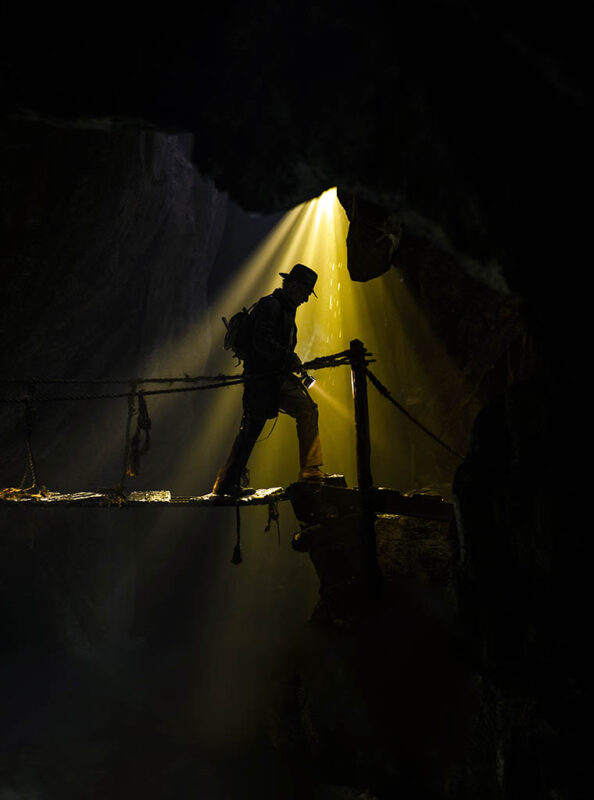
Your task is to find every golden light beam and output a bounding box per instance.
[123,185,473,500]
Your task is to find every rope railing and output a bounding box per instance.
[0,354,355,387]
[0,373,266,386]
[0,351,355,405]
[364,366,465,460]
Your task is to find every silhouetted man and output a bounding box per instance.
[212,264,324,496]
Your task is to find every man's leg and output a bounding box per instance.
[278,375,323,477]
[212,411,267,494]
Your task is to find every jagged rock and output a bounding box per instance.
[273,513,475,798]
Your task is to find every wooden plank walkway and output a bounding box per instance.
[0,487,285,508]
[1,484,452,521]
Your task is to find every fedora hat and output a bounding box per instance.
[279,263,318,297]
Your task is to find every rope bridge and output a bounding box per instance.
[0,341,464,505]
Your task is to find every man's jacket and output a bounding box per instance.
[243,288,298,418]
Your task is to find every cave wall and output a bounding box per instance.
[0,120,227,489]
[0,122,227,657]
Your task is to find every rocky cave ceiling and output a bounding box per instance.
[1,2,591,381]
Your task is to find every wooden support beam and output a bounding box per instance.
[286,483,453,524]
[349,338,373,490]
[349,339,381,590]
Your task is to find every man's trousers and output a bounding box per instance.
[213,374,322,491]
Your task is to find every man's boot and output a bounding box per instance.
[298,465,328,482]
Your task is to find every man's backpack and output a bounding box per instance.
[222,303,256,364]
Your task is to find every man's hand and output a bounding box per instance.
[288,352,302,372]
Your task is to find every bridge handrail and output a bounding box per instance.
[0,350,359,404]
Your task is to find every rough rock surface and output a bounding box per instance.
[450,364,588,799]
[272,513,473,799]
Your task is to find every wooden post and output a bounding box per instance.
[350,339,381,593]
[350,339,373,490]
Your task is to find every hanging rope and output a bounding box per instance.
[127,391,152,477]
[120,381,138,488]
[231,505,242,564]
[264,499,281,545]
[1,384,48,500]
[23,383,46,494]
[364,366,465,460]
[254,415,278,445]
[23,395,38,490]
